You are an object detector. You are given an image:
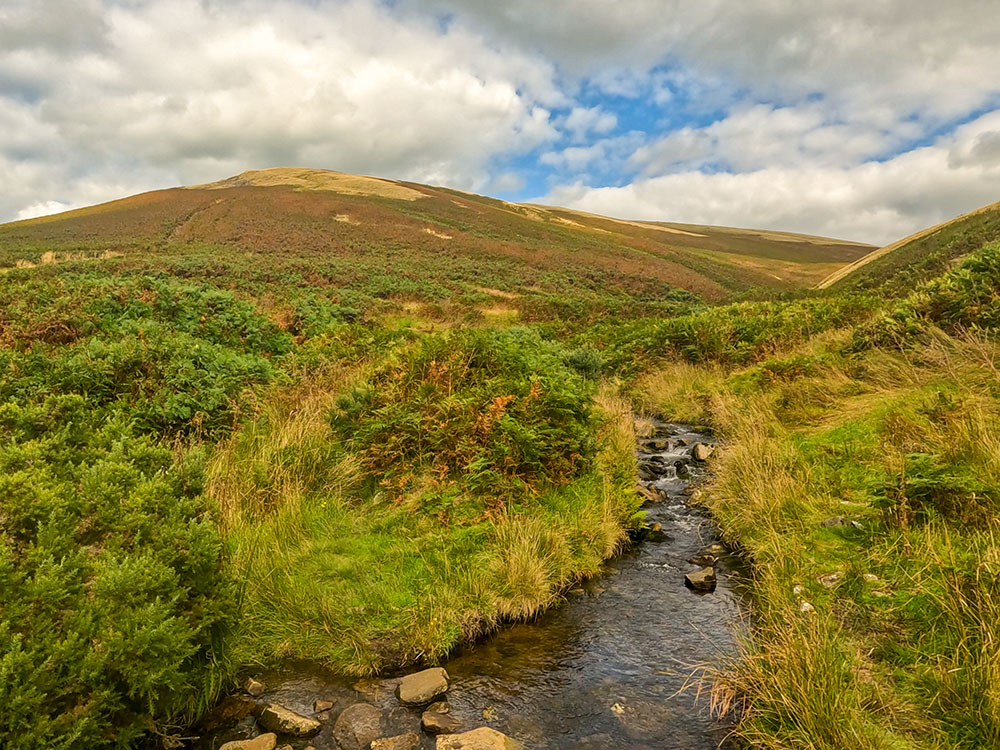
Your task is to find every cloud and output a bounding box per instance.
[543,112,1000,245]
[0,0,563,221]
[2,0,1000,244]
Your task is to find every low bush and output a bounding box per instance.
[330,328,596,499]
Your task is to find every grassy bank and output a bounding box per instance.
[210,331,640,674]
[640,243,1000,748]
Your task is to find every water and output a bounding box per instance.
[197,422,744,749]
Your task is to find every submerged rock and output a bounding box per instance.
[372,733,421,750]
[687,553,717,567]
[422,709,462,734]
[436,727,524,749]
[397,667,449,705]
[684,566,717,592]
[333,703,382,750]
[219,734,277,750]
[257,704,321,737]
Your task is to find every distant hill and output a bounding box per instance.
[1,167,871,306]
[818,197,1000,294]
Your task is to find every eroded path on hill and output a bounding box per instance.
[198,423,744,750]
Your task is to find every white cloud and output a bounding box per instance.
[15,200,74,221]
[543,111,1000,245]
[0,0,563,221]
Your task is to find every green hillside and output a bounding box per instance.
[4,169,999,750]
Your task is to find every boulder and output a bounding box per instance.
[219,734,277,750]
[436,728,524,749]
[333,703,382,750]
[244,677,266,697]
[691,443,714,461]
[684,567,717,592]
[422,710,462,734]
[397,667,449,706]
[257,704,321,737]
[372,733,421,750]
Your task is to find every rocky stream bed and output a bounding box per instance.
[193,422,744,750]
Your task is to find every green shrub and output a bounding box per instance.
[0,396,232,750]
[330,328,596,498]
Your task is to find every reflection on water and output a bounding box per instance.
[196,423,744,750]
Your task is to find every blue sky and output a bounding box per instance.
[3,0,1000,244]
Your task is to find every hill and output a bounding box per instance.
[818,196,1000,294]
[1,167,871,324]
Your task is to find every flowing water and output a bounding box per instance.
[197,422,744,749]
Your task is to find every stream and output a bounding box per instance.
[196,421,744,749]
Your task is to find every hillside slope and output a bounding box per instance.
[818,197,1000,294]
[1,168,871,310]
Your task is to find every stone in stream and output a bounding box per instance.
[313,698,334,713]
[635,484,661,504]
[396,667,449,705]
[244,677,266,697]
[256,704,321,736]
[219,734,277,750]
[436,727,524,749]
[422,709,462,734]
[333,703,383,750]
[691,443,715,461]
[372,733,421,750]
[687,553,717,567]
[684,566,717,592]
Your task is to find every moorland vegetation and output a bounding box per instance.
[1,170,997,749]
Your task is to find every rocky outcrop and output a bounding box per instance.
[333,703,382,750]
[219,734,277,750]
[397,667,449,705]
[436,727,523,749]
[256,704,321,737]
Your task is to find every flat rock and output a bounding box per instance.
[436,728,524,749]
[422,710,462,734]
[397,667,449,706]
[219,734,277,750]
[257,704,321,737]
[333,702,382,750]
[372,733,421,750]
[313,699,334,713]
[684,566,717,592]
[635,485,661,504]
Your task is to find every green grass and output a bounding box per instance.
[640,245,1000,748]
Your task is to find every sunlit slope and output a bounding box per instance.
[819,197,1000,293]
[1,167,872,300]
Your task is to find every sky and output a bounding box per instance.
[3,1,1000,244]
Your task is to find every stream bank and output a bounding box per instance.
[195,421,744,749]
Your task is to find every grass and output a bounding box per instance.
[642,284,1000,748]
[213,374,639,674]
